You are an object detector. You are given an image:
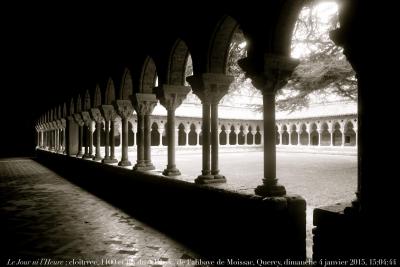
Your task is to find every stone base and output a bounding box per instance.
[82,154,93,159]
[133,165,155,171]
[102,158,118,164]
[76,153,83,158]
[195,175,226,184]
[93,156,102,162]
[145,163,156,171]
[118,160,132,167]
[255,183,286,197]
[162,168,181,176]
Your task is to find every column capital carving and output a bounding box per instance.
[90,108,103,123]
[61,118,66,128]
[81,111,92,126]
[115,100,134,119]
[100,105,118,121]
[238,54,299,94]
[131,93,157,115]
[55,119,63,129]
[186,73,234,104]
[156,85,190,111]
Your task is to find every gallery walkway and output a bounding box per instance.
[0,158,197,266]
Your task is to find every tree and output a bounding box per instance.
[225,2,357,112]
[276,2,357,112]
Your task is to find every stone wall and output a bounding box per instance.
[36,149,306,260]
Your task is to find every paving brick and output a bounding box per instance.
[0,158,197,266]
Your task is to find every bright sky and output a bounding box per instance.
[291,2,338,59]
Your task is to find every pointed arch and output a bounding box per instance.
[93,85,102,107]
[208,15,240,73]
[105,78,116,104]
[76,95,82,113]
[84,90,91,110]
[169,39,191,85]
[120,68,133,100]
[141,57,158,93]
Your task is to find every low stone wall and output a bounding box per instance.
[36,149,306,260]
[313,204,399,263]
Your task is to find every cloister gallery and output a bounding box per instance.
[1,0,397,262]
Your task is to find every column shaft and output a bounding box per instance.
[201,102,211,176]
[118,117,131,166]
[110,121,116,161]
[77,126,83,157]
[104,120,110,159]
[163,109,180,176]
[211,103,221,177]
[94,122,102,161]
[143,114,154,169]
[134,114,146,169]
[263,92,276,180]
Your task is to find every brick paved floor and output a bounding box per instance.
[0,158,197,266]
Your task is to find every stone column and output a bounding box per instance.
[318,128,323,146]
[132,94,158,171]
[159,127,164,147]
[187,73,233,184]
[61,119,66,154]
[144,114,154,168]
[100,105,118,164]
[184,128,190,146]
[288,129,292,145]
[73,114,84,157]
[196,128,201,146]
[234,129,239,145]
[239,54,298,197]
[115,100,134,166]
[110,120,117,162]
[298,129,301,146]
[244,127,248,145]
[81,111,93,159]
[91,108,103,161]
[354,125,358,147]
[278,130,283,145]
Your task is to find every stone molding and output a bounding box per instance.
[157,85,191,111]
[100,105,118,121]
[115,100,134,119]
[132,93,157,116]
[90,108,103,123]
[186,73,234,104]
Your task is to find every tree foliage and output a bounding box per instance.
[276,2,357,112]
[225,2,357,112]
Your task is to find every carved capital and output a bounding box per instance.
[100,105,118,122]
[50,121,57,130]
[239,54,299,94]
[61,118,66,128]
[81,111,92,126]
[56,119,63,129]
[73,114,84,126]
[132,93,158,115]
[156,85,190,111]
[115,100,134,119]
[186,73,233,104]
[90,108,103,123]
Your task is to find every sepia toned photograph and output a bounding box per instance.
[0,1,397,266]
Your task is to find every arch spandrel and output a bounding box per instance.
[120,69,133,100]
[140,57,157,94]
[105,78,116,105]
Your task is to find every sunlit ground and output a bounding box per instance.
[79,146,357,259]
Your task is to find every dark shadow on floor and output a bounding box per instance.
[34,151,306,261]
